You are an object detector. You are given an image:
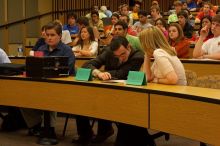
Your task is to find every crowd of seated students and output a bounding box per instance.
[1,1,220,146]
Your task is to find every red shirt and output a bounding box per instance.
[196,10,216,20]
[170,38,190,58]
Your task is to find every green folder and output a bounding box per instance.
[126,71,147,86]
[75,68,92,81]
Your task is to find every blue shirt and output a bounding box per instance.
[38,41,75,75]
[63,24,79,35]
[187,1,197,9]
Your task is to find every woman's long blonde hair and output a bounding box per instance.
[139,26,176,56]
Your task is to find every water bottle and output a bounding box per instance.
[17,44,23,57]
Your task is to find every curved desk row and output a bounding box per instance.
[0,76,220,145]
[9,57,220,77]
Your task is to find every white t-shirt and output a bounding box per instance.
[61,30,72,45]
[0,48,11,63]
[202,35,220,54]
[133,22,152,30]
[151,49,187,85]
[72,41,98,57]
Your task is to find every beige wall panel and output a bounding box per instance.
[38,0,52,28]
[8,0,23,44]
[38,0,52,14]
[0,0,4,25]
[26,19,40,38]
[40,15,52,28]
[25,0,40,37]
[26,0,38,17]
[8,24,23,43]
[0,29,4,49]
[8,0,23,22]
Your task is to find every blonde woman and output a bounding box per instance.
[139,26,187,85]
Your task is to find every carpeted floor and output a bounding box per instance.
[0,117,211,146]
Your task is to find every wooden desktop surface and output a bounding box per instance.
[0,76,220,145]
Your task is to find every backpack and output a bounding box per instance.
[1,107,27,131]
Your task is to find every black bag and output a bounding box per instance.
[1,107,27,131]
[0,63,25,75]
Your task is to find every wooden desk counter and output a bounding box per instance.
[145,83,220,146]
[180,59,220,76]
[1,76,220,145]
[0,76,148,128]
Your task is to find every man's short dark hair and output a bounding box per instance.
[45,21,62,35]
[115,21,128,30]
[177,10,188,19]
[67,12,77,20]
[110,36,129,52]
[77,16,89,26]
[91,10,99,17]
[138,10,148,17]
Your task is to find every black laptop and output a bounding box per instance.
[26,56,69,78]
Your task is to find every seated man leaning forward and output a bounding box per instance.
[193,14,220,60]
[72,36,144,145]
[20,21,75,145]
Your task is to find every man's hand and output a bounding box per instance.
[200,25,209,40]
[97,72,112,80]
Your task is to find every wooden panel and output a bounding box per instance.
[0,0,4,25]
[183,62,220,76]
[0,79,149,127]
[7,0,23,44]
[150,94,220,146]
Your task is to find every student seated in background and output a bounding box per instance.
[120,14,138,36]
[168,1,182,24]
[89,10,104,31]
[191,15,213,43]
[21,21,75,145]
[195,2,216,24]
[155,18,168,38]
[85,6,107,19]
[168,23,190,58]
[104,13,120,37]
[63,12,79,38]
[178,10,194,39]
[114,21,142,51]
[73,36,146,146]
[32,25,46,51]
[54,19,72,46]
[186,0,197,11]
[149,5,162,25]
[72,26,98,57]
[133,10,152,34]
[193,14,220,59]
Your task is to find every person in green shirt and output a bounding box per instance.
[114,21,142,51]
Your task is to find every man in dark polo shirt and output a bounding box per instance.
[72,36,148,146]
[21,21,75,145]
